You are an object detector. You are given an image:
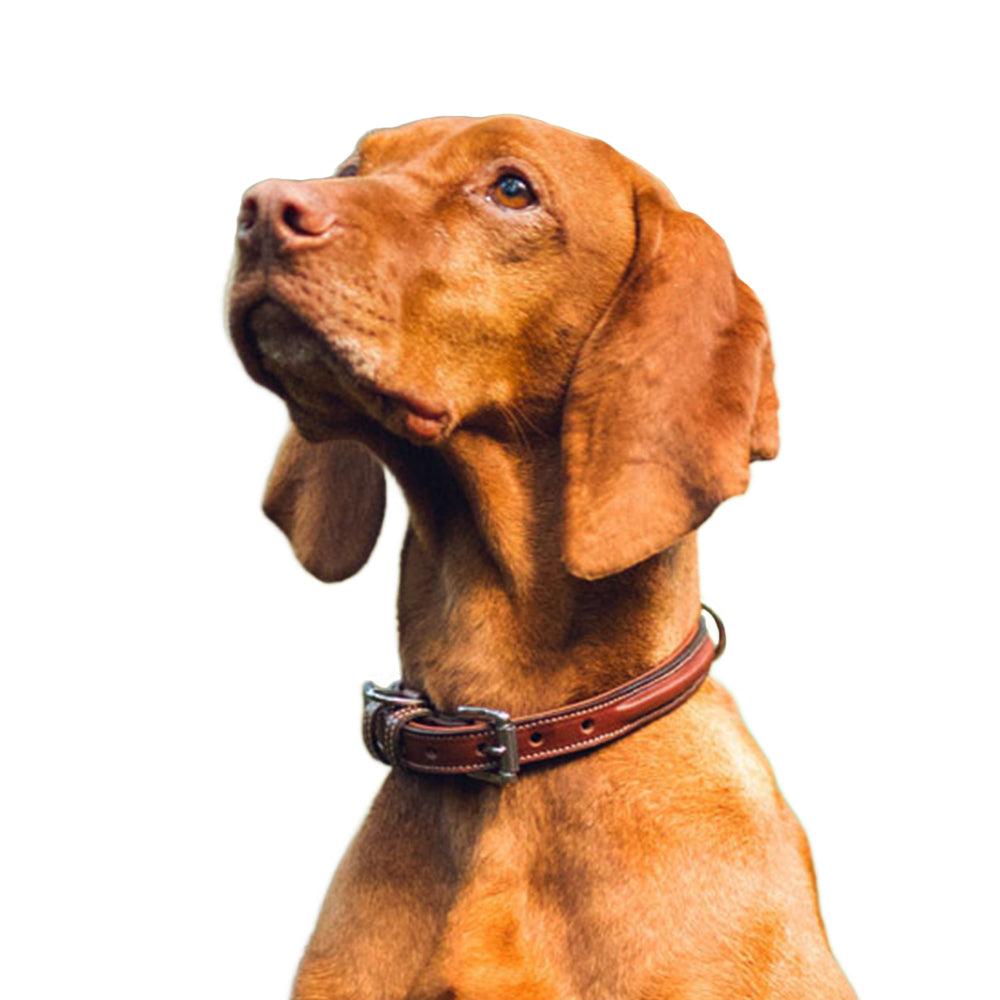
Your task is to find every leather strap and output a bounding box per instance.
[362,607,723,785]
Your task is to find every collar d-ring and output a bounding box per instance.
[701,603,726,660]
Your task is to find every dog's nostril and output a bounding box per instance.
[282,203,305,234]
[237,197,258,236]
[280,200,336,237]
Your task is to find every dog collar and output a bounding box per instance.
[361,605,725,786]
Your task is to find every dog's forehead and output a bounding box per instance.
[356,116,472,161]
[357,115,634,191]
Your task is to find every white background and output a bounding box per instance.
[2,2,997,998]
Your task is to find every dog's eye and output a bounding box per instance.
[489,173,536,210]
[336,162,360,178]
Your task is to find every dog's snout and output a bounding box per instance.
[237,180,337,251]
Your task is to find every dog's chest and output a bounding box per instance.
[294,714,808,1000]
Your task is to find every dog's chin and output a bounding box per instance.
[245,300,350,391]
[238,298,454,446]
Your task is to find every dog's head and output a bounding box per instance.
[227,115,777,583]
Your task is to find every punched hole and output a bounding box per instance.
[581,718,595,732]
[529,731,544,746]
[476,742,489,756]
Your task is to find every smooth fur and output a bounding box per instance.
[227,114,854,1000]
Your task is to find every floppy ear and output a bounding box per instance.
[263,427,386,582]
[561,184,779,581]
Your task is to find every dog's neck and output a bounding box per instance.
[380,432,702,715]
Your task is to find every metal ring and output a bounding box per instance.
[700,603,727,661]
[362,680,428,708]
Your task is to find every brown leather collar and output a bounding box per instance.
[362,605,724,785]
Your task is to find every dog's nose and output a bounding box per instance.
[237,180,337,251]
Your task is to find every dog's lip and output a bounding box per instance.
[234,294,454,444]
[385,391,451,441]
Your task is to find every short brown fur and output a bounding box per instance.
[227,114,853,999]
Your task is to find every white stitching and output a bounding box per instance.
[519,686,702,760]
[405,640,708,745]
[403,680,706,773]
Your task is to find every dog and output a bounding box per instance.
[227,114,855,1000]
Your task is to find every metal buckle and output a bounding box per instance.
[453,705,520,785]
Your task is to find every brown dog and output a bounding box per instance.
[227,115,854,1000]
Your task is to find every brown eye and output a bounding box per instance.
[336,162,359,178]
[489,173,536,210]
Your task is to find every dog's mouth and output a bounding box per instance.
[235,297,453,445]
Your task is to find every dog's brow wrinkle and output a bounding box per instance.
[394,168,436,189]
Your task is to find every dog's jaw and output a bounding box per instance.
[230,294,454,446]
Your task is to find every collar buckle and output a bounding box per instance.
[453,705,520,785]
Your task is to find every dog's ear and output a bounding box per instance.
[561,183,779,581]
[263,427,386,582]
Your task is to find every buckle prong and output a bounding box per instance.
[454,705,520,785]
